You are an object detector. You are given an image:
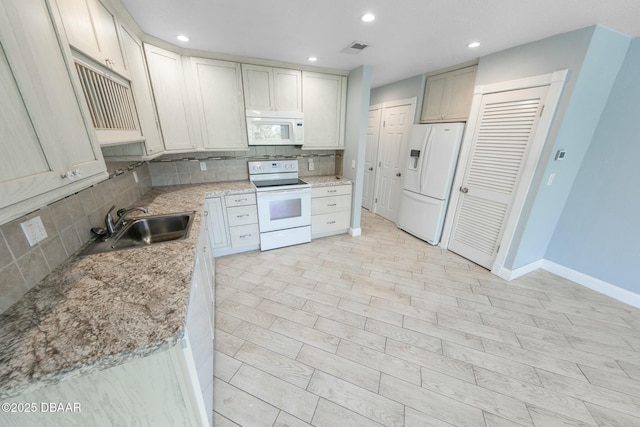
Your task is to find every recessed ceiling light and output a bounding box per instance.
[361,13,376,23]
[467,41,480,48]
[308,56,318,62]
[176,35,190,42]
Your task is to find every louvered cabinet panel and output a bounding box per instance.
[0,0,106,223]
[449,86,548,269]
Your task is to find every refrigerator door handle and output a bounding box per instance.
[419,127,435,193]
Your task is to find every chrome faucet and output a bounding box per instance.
[104,205,148,236]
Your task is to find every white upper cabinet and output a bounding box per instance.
[120,28,164,157]
[420,65,477,123]
[242,64,302,112]
[0,0,106,223]
[55,0,128,77]
[191,58,248,150]
[302,71,347,149]
[144,44,195,151]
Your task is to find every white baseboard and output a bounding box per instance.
[497,260,543,281]
[541,260,640,309]
[348,227,362,237]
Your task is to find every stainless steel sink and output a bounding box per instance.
[82,211,196,255]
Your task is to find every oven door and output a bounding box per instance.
[256,187,311,232]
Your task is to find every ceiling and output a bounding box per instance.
[120,0,640,88]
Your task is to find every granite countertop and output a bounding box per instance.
[0,176,345,399]
[0,181,254,399]
[302,175,352,186]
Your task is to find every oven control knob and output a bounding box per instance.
[259,166,264,170]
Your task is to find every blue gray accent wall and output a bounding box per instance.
[545,37,640,294]
[369,74,425,123]
[502,26,631,269]
[344,65,373,232]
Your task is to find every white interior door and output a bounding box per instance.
[362,107,382,210]
[448,86,549,269]
[375,103,414,222]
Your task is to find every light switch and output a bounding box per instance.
[351,159,356,169]
[20,216,48,246]
[547,173,556,186]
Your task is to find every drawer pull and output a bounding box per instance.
[237,214,250,218]
[235,198,248,203]
[327,221,336,225]
[239,234,252,238]
[327,203,337,207]
[327,189,337,193]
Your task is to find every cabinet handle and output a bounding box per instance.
[235,198,248,203]
[327,189,337,193]
[239,234,252,238]
[203,210,209,216]
[327,203,337,207]
[237,214,250,218]
[327,221,336,225]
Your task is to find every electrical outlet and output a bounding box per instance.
[200,161,207,171]
[308,158,314,171]
[352,159,356,169]
[20,216,48,247]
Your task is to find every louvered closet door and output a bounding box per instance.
[449,86,548,269]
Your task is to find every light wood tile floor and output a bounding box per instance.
[213,209,640,426]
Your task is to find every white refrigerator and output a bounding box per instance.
[397,123,465,245]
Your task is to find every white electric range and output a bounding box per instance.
[248,160,311,250]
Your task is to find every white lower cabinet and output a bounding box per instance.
[311,184,352,238]
[207,192,260,257]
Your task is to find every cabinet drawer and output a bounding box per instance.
[312,211,351,237]
[227,205,258,227]
[311,184,351,198]
[230,224,260,248]
[312,194,351,215]
[225,193,256,207]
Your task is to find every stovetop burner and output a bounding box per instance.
[248,160,310,192]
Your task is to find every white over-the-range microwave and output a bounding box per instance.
[246,110,304,146]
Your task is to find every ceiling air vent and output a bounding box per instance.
[341,41,371,55]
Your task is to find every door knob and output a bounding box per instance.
[460,187,469,193]
[396,172,402,177]
[368,167,373,171]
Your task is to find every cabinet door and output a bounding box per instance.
[0,0,106,217]
[420,73,448,122]
[241,64,273,111]
[443,66,477,120]
[55,0,127,76]
[144,44,195,151]
[420,66,477,123]
[205,197,230,250]
[120,28,164,156]
[302,72,347,149]
[191,57,248,150]
[273,68,302,112]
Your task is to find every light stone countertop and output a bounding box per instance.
[0,181,254,399]
[302,175,352,186]
[0,176,342,399]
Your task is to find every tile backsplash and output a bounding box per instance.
[0,162,151,314]
[148,147,342,186]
